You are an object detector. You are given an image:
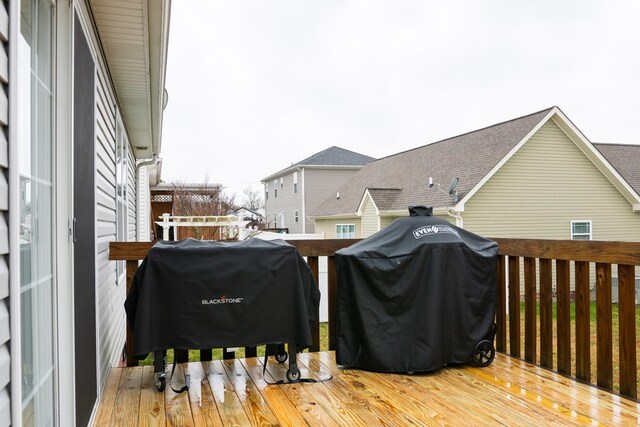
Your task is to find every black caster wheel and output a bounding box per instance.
[275,351,288,364]
[286,368,301,382]
[155,373,166,391]
[472,340,495,367]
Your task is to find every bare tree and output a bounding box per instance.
[242,186,264,212]
[170,179,238,239]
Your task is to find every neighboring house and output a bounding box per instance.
[312,107,640,243]
[3,1,170,426]
[261,146,374,233]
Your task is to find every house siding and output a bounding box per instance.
[315,217,361,239]
[264,172,303,232]
[304,168,362,233]
[95,63,127,390]
[463,120,640,241]
[361,196,378,237]
[0,0,9,421]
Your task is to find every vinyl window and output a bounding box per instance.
[571,220,592,240]
[336,224,356,239]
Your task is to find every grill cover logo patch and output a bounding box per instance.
[412,225,459,239]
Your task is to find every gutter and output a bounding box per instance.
[136,155,159,241]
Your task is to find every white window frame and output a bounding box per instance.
[293,172,298,193]
[280,177,284,188]
[294,210,299,223]
[336,223,356,239]
[273,179,277,198]
[570,220,592,240]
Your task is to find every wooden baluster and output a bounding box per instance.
[556,259,571,375]
[524,257,537,363]
[575,261,590,382]
[307,256,320,352]
[222,348,235,360]
[200,349,212,361]
[495,255,507,352]
[596,263,613,389]
[125,260,139,367]
[508,256,521,358]
[539,258,552,369]
[175,349,189,363]
[245,347,257,358]
[618,264,637,399]
[327,255,337,351]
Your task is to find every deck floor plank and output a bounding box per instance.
[165,363,195,427]
[186,362,224,427]
[203,360,253,426]
[221,359,281,426]
[305,352,430,426]
[138,365,166,427]
[93,365,122,426]
[94,352,640,426]
[240,357,310,427]
[113,366,143,427]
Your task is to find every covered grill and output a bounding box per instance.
[335,206,497,373]
[125,238,319,386]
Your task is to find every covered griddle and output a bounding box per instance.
[125,238,319,360]
[335,206,497,373]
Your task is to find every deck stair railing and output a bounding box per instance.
[109,237,640,400]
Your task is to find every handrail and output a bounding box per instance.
[109,238,640,400]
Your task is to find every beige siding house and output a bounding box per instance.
[313,107,640,243]
[262,146,374,233]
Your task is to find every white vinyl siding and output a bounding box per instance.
[463,120,640,242]
[95,63,126,391]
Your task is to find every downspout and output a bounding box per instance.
[447,207,464,228]
[136,155,159,241]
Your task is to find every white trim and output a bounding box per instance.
[300,168,306,233]
[8,1,22,425]
[261,164,365,183]
[55,2,75,425]
[570,220,592,240]
[335,223,356,239]
[356,189,380,217]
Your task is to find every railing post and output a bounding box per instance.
[524,257,536,363]
[125,260,139,367]
[327,256,337,351]
[556,260,571,375]
[508,256,521,358]
[618,264,637,399]
[539,258,553,369]
[495,255,507,352]
[596,263,612,390]
[307,256,320,352]
[575,261,591,382]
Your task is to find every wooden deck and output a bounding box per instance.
[93,351,640,426]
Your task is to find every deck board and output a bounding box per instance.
[94,352,640,426]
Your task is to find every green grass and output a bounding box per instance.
[138,322,329,365]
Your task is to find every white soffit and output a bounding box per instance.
[90,0,170,159]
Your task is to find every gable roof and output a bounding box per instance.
[312,107,640,218]
[313,107,555,217]
[594,143,640,195]
[261,146,375,182]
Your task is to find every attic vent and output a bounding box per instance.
[135,146,149,150]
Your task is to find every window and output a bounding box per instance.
[18,0,56,424]
[280,177,284,188]
[273,179,277,198]
[264,183,268,200]
[273,213,277,226]
[571,221,592,240]
[336,224,356,239]
[294,210,299,223]
[115,118,128,280]
[279,212,286,228]
[293,172,298,193]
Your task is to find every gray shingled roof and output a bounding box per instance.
[594,143,640,195]
[262,146,375,181]
[313,107,555,216]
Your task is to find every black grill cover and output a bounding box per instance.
[125,238,319,359]
[335,212,497,372]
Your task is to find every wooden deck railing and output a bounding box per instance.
[109,238,640,400]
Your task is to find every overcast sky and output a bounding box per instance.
[160,0,640,201]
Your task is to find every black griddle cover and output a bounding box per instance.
[125,238,319,359]
[335,209,497,372]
